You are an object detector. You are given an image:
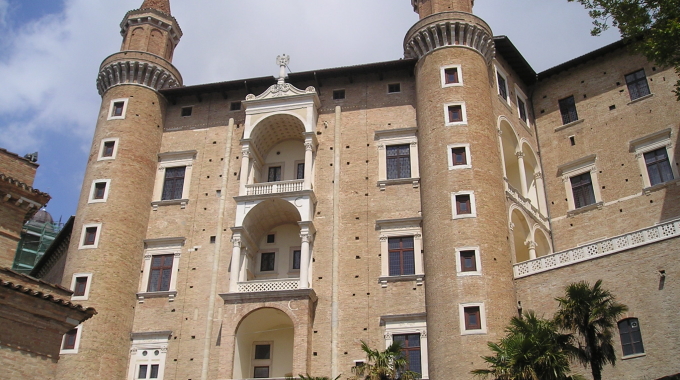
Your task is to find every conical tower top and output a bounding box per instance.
[140,0,171,15]
[412,0,474,18]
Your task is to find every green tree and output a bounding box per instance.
[568,0,680,99]
[285,375,341,380]
[555,280,628,380]
[472,311,582,380]
[350,340,420,380]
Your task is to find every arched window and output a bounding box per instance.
[618,318,644,356]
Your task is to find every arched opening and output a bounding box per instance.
[534,228,552,258]
[500,120,520,191]
[128,27,146,51]
[520,142,541,210]
[511,209,531,263]
[248,114,307,185]
[234,308,294,379]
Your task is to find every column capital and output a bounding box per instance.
[515,151,525,159]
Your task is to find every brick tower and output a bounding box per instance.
[406,0,519,376]
[56,1,182,378]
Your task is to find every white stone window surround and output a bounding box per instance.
[441,64,463,88]
[381,313,430,379]
[455,246,482,276]
[151,150,197,210]
[494,65,510,103]
[375,217,424,287]
[137,237,184,303]
[459,302,488,335]
[107,98,129,120]
[88,179,111,204]
[255,248,280,276]
[451,191,477,219]
[374,127,420,190]
[444,102,468,126]
[70,273,93,301]
[127,331,171,380]
[557,154,603,213]
[60,323,83,355]
[629,128,679,189]
[97,137,120,161]
[515,85,531,128]
[447,143,472,170]
[78,223,102,249]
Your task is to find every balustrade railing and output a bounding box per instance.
[505,180,548,228]
[237,278,300,293]
[514,218,680,278]
[245,179,304,196]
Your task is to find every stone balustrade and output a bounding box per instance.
[245,179,304,196]
[237,278,300,293]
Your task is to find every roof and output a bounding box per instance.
[0,172,51,200]
[538,39,629,81]
[30,216,74,278]
[0,147,38,168]
[493,36,537,86]
[0,267,97,319]
[140,0,171,15]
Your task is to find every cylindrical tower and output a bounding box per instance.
[57,1,182,379]
[406,0,517,377]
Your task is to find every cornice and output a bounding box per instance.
[97,54,182,96]
[120,8,182,44]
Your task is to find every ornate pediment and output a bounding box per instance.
[245,82,316,101]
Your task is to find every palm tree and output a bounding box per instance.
[350,340,420,380]
[472,311,582,380]
[285,375,341,380]
[555,280,628,380]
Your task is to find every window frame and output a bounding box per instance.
[459,303,487,335]
[625,69,651,101]
[381,314,429,379]
[495,65,509,103]
[60,324,83,354]
[629,129,678,189]
[230,101,242,111]
[374,128,420,189]
[515,85,530,127]
[444,102,467,126]
[152,151,196,209]
[266,164,283,182]
[332,89,346,100]
[387,83,401,94]
[180,106,193,117]
[79,223,102,249]
[451,191,477,219]
[385,144,412,180]
[127,331,170,380]
[558,95,579,125]
[447,143,471,170]
[558,155,603,212]
[161,166,187,201]
[256,249,280,275]
[138,237,184,302]
[289,246,302,272]
[393,333,423,375]
[147,254,175,293]
[70,273,93,301]
[455,247,481,276]
[618,318,645,358]
[88,179,111,203]
[107,98,129,120]
[252,341,274,379]
[387,236,416,277]
[441,64,463,87]
[376,217,424,287]
[97,138,120,161]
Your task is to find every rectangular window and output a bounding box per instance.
[388,237,415,276]
[451,147,467,166]
[456,194,471,214]
[230,101,242,111]
[63,328,78,350]
[464,306,481,330]
[84,227,97,246]
[296,163,305,180]
[292,249,301,270]
[570,172,595,208]
[444,67,459,84]
[559,96,578,125]
[517,97,527,123]
[254,344,271,360]
[103,141,116,157]
[112,101,125,117]
[161,166,186,200]
[138,365,148,379]
[393,334,422,375]
[388,83,401,93]
[448,105,463,123]
[460,250,477,272]
[333,89,345,100]
[497,72,508,101]
[618,318,644,356]
[253,343,272,378]
[266,234,275,244]
[386,144,411,179]
[181,106,192,117]
[253,367,270,378]
[267,166,282,182]
[260,252,275,272]
[625,69,651,101]
[94,182,107,199]
[147,254,174,292]
[73,276,88,297]
[644,148,674,186]
[149,365,159,379]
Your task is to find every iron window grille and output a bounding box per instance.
[386,144,411,179]
[559,96,578,125]
[161,166,186,200]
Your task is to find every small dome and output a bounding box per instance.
[31,209,54,224]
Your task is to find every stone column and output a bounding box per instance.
[527,240,537,260]
[229,236,242,292]
[239,147,251,196]
[299,233,311,289]
[304,140,314,190]
[516,151,528,197]
[534,171,547,215]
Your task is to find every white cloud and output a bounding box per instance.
[0,0,8,28]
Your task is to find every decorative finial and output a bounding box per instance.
[276,54,290,84]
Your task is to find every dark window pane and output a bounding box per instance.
[644,148,674,186]
[497,73,507,100]
[460,250,476,272]
[293,249,301,270]
[518,97,527,122]
[465,307,481,329]
[448,105,462,122]
[150,364,159,379]
[260,252,275,271]
[103,141,115,157]
[445,67,459,84]
[94,182,106,199]
[618,318,644,356]
[570,172,595,208]
[181,107,192,117]
[266,234,275,243]
[268,166,281,182]
[297,163,305,179]
[254,344,271,359]
[559,96,578,124]
[386,145,411,179]
[112,102,124,117]
[162,166,186,200]
[451,147,466,165]
[388,83,401,93]
[388,251,401,276]
[253,367,269,378]
[84,227,97,245]
[138,364,148,379]
[456,194,471,214]
[148,254,173,292]
[388,237,415,276]
[626,69,650,100]
[230,101,242,111]
[333,90,345,100]
[63,329,78,349]
[74,277,88,296]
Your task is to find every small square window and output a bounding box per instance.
[181,106,193,117]
[625,69,650,101]
[445,103,467,125]
[260,252,275,272]
[254,344,271,360]
[460,250,477,272]
[62,328,78,350]
[230,101,242,111]
[253,367,270,378]
[333,89,345,100]
[559,96,578,125]
[94,182,107,199]
[266,234,275,244]
[84,227,97,246]
[449,105,463,122]
[464,306,481,330]
[444,67,459,84]
[456,194,471,214]
[451,147,467,166]
[388,83,401,93]
[103,141,115,157]
[73,276,88,297]
[112,102,125,117]
[452,192,476,218]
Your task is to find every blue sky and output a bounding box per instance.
[0,0,619,222]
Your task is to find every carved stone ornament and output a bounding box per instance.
[305,142,314,151]
[379,235,388,242]
[516,151,525,159]
[246,83,317,101]
[231,237,242,247]
[97,60,180,96]
[384,332,392,340]
[534,171,543,180]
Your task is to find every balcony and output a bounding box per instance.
[245,179,304,196]
[237,278,300,293]
[514,217,680,278]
